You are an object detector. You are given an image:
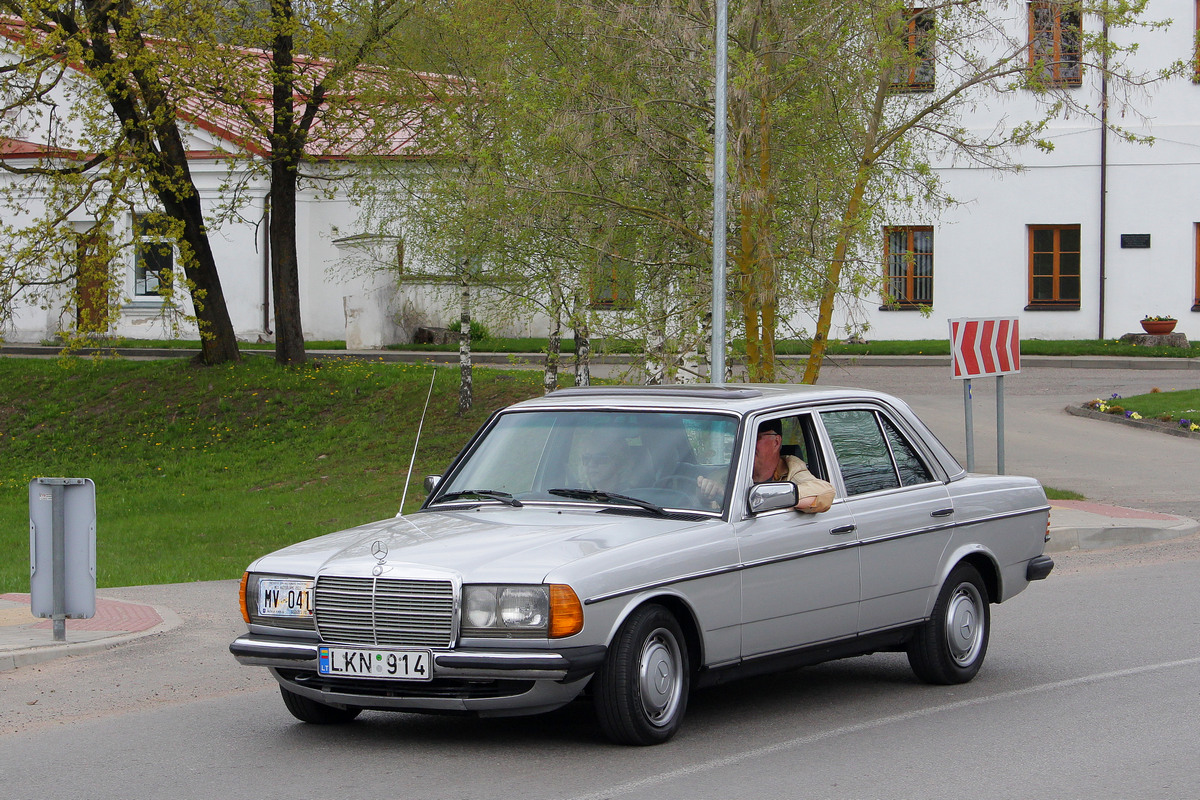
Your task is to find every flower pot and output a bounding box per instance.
[1140,319,1177,335]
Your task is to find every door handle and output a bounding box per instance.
[930,508,954,518]
[830,524,856,535]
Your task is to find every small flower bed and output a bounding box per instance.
[1084,392,1200,433]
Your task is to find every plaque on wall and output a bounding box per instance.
[1120,234,1151,249]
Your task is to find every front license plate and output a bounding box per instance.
[318,646,433,681]
[258,579,313,617]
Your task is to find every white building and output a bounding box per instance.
[3,3,1199,347]
[859,0,1200,343]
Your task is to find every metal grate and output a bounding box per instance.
[314,576,455,647]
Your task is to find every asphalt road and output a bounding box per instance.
[1,535,1198,799]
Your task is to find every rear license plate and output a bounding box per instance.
[258,579,313,617]
[318,646,433,681]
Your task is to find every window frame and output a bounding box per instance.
[1193,223,1200,311]
[131,213,177,302]
[818,406,940,498]
[1027,224,1082,310]
[891,8,936,93]
[1028,1,1083,88]
[588,254,637,310]
[882,225,934,309]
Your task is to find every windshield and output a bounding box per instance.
[433,409,739,514]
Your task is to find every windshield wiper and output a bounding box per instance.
[548,488,667,516]
[436,490,523,507]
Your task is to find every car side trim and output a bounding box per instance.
[584,504,1052,606]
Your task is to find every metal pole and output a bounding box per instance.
[996,374,1006,475]
[710,0,728,383]
[51,483,66,642]
[963,379,975,473]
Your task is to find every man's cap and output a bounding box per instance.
[758,419,782,436]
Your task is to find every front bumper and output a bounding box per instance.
[231,634,607,717]
[230,634,606,682]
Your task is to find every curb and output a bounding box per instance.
[0,600,183,672]
[1046,518,1200,552]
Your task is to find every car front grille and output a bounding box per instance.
[313,576,455,648]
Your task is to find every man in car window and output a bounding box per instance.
[752,419,835,512]
[699,419,834,513]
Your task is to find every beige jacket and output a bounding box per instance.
[774,455,836,513]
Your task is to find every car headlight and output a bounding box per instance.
[241,572,316,630]
[461,584,583,639]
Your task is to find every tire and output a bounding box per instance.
[593,604,690,746]
[907,563,991,685]
[280,686,362,724]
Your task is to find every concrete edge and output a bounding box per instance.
[1064,404,1200,441]
[1046,517,1200,552]
[5,345,1200,371]
[0,601,183,672]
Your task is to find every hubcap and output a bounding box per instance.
[638,628,683,727]
[944,582,985,666]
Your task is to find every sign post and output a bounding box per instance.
[949,318,1020,474]
[29,478,96,641]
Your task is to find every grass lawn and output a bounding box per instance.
[0,357,552,592]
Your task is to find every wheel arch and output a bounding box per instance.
[952,549,1001,605]
[608,591,705,674]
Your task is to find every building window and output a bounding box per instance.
[589,255,636,309]
[1194,224,1200,310]
[1028,224,1081,309]
[883,226,933,307]
[1029,1,1082,87]
[133,214,174,298]
[891,9,935,92]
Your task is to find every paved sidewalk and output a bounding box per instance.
[1,501,1194,673]
[0,591,181,671]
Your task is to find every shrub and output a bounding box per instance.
[447,320,490,341]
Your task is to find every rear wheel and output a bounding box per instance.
[907,563,990,685]
[593,604,690,745]
[280,686,362,724]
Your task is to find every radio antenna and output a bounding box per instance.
[398,368,437,517]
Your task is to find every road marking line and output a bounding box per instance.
[568,656,1200,800]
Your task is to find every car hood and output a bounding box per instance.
[248,506,713,583]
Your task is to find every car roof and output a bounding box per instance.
[507,384,906,415]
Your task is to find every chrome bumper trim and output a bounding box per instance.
[230,635,605,680]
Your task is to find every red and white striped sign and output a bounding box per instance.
[949,317,1020,379]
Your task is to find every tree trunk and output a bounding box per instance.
[544,284,563,394]
[458,271,472,414]
[169,189,242,366]
[544,313,561,395]
[269,162,306,364]
[572,296,591,387]
[269,0,307,365]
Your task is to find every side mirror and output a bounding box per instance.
[423,475,441,494]
[747,481,798,514]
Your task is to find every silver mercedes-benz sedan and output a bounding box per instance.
[231,384,1053,745]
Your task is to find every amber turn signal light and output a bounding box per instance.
[548,584,583,638]
[239,572,250,623]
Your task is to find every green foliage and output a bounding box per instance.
[447,319,490,341]
[0,357,554,591]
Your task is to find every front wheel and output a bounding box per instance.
[280,686,362,724]
[593,604,690,745]
[907,563,990,685]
